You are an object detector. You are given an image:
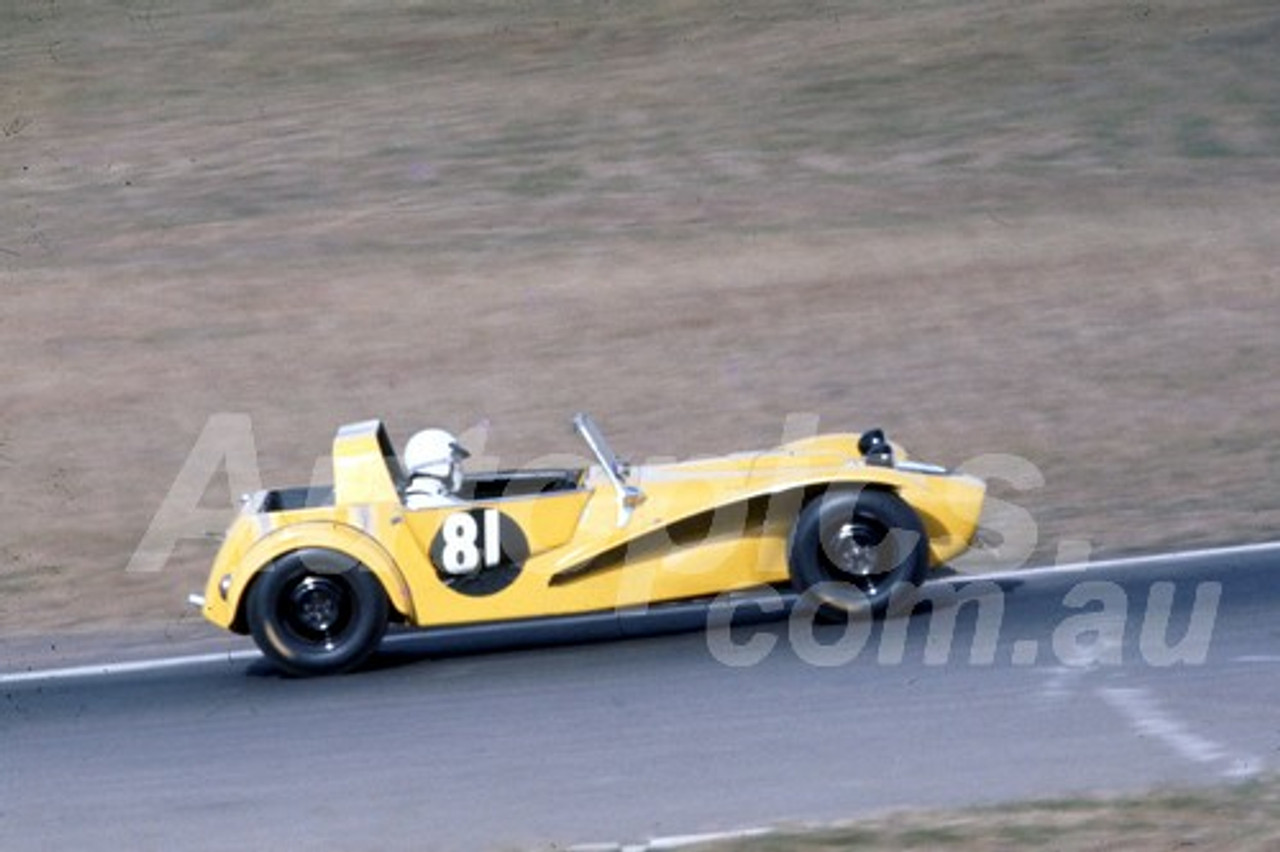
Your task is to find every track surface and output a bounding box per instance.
[3,546,1280,851]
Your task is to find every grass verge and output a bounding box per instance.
[686,778,1280,852]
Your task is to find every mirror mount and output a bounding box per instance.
[573,412,645,527]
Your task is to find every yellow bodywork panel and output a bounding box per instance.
[199,419,985,633]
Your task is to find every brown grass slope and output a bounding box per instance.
[1,0,1278,634]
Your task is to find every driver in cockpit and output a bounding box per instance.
[403,429,470,509]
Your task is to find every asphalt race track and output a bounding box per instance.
[3,544,1279,851]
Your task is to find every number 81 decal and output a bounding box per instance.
[429,508,530,597]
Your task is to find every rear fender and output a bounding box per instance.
[225,522,414,631]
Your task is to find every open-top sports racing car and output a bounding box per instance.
[193,414,985,675]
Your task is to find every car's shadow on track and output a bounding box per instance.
[245,571,1029,678]
[366,593,794,675]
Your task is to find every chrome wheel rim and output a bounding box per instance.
[823,516,895,594]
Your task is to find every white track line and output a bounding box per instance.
[946,540,1280,585]
[1099,686,1264,779]
[0,650,262,686]
[4,540,1279,686]
[646,828,774,850]
[569,826,773,852]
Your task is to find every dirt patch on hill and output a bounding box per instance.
[1,0,1278,636]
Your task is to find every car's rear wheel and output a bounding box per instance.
[247,549,388,676]
[787,488,927,616]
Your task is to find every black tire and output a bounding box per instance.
[787,488,928,616]
[247,549,389,676]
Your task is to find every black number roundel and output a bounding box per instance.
[428,509,529,597]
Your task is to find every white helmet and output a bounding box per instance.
[404,428,470,492]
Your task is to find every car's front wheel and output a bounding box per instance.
[247,549,389,676]
[787,488,927,616]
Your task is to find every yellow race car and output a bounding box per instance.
[193,414,985,675]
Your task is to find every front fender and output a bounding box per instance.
[206,521,415,632]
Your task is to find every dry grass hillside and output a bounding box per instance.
[1,0,1278,636]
